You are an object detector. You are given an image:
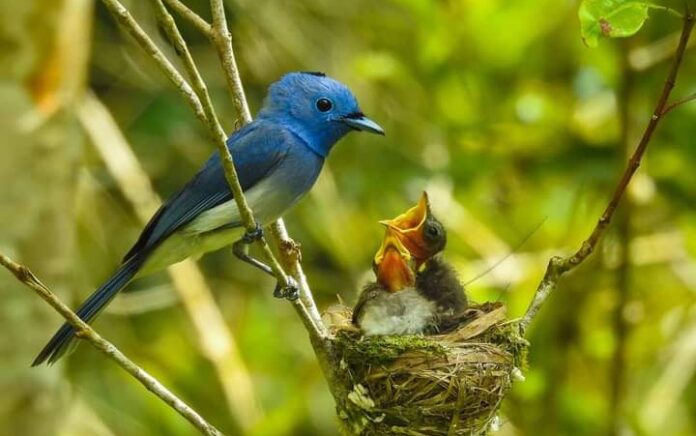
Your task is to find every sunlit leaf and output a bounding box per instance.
[579,0,650,47]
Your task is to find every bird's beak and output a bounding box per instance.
[373,229,414,292]
[379,192,431,261]
[340,112,385,135]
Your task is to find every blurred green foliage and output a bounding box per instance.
[2,0,696,435]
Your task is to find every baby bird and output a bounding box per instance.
[352,228,438,335]
[381,192,468,323]
[353,192,468,335]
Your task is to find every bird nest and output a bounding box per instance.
[323,303,528,435]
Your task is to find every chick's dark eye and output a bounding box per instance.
[425,224,440,238]
[316,98,333,112]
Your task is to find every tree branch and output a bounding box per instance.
[0,253,224,436]
[162,0,212,37]
[98,0,207,124]
[520,11,695,333]
[662,91,696,115]
[208,0,253,124]
[155,0,321,328]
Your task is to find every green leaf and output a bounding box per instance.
[579,0,650,47]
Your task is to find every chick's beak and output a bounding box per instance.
[379,192,431,261]
[340,112,385,135]
[374,230,414,292]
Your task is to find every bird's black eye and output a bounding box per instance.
[425,223,441,239]
[316,98,333,112]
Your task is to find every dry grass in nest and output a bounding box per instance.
[324,303,528,435]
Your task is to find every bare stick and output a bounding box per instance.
[269,221,327,337]
[0,254,224,436]
[98,0,207,124]
[209,0,253,123]
[162,0,212,37]
[520,12,695,333]
[662,92,696,115]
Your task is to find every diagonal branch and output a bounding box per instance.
[98,0,207,124]
[662,91,696,115]
[162,0,212,37]
[0,254,224,436]
[208,0,253,124]
[520,11,695,333]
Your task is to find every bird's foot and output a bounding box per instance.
[273,276,299,301]
[242,224,264,244]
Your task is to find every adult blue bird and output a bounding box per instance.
[33,72,384,366]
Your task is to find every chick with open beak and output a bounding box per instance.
[380,192,468,328]
[379,192,446,268]
[352,227,438,336]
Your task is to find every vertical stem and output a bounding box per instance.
[209,0,252,123]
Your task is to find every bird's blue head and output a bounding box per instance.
[257,72,384,158]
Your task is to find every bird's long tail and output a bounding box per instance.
[32,254,145,366]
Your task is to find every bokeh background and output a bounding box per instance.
[1,0,695,435]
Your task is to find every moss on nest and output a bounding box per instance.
[325,303,528,435]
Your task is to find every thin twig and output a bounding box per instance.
[147,0,255,235]
[0,253,224,436]
[100,0,327,345]
[520,12,695,333]
[208,0,253,123]
[99,0,207,124]
[162,0,212,37]
[662,92,696,115]
[269,221,327,337]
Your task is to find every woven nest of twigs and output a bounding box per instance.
[323,303,528,435]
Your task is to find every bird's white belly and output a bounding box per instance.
[139,177,295,275]
[183,176,290,234]
[359,288,436,336]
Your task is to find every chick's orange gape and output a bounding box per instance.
[373,229,415,292]
[380,192,443,269]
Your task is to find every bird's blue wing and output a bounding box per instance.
[122,122,290,262]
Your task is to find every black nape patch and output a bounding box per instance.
[300,71,326,77]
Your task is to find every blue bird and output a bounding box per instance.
[33,72,384,365]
